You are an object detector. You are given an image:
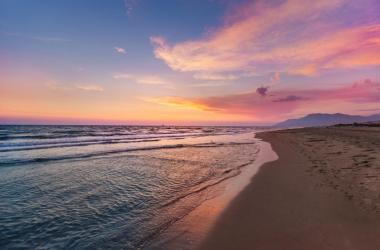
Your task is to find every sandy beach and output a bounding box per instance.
[200,126,380,249]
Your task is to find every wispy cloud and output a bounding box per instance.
[151,0,380,76]
[76,85,104,92]
[45,81,103,92]
[148,79,380,120]
[113,73,169,85]
[190,82,230,87]
[112,74,132,79]
[141,96,216,111]
[114,46,126,54]
[193,73,238,81]
[136,76,167,85]
[45,81,70,91]
[273,95,306,102]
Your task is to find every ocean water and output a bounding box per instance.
[0,125,260,249]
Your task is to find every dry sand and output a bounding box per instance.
[199,126,380,250]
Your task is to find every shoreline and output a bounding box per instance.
[199,128,380,249]
[148,134,278,249]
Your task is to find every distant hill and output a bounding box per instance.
[275,113,380,128]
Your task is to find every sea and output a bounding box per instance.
[0,125,261,249]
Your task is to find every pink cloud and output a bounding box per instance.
[151,79,380,120]
[151,0,380,76]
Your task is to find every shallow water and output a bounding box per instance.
[0,125,259,249]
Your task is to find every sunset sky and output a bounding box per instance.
[1,0,380,125]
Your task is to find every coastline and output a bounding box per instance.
[199,128,380,249]
[147,135,278,249]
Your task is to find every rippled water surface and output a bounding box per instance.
[0,125,259,249]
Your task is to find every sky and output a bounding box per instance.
[1,0,380,125]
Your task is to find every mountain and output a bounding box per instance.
[275,113,380,128]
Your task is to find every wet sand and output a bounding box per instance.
[199,127,380,250]
[149,140,278,250]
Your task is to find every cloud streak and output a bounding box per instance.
[273,95,305,102]
[149,79,380,120]
[45,81,104,92]
[114,46,126,54]
[193,73,238,81]
[113,73,168,85]
[76,85,104,92]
